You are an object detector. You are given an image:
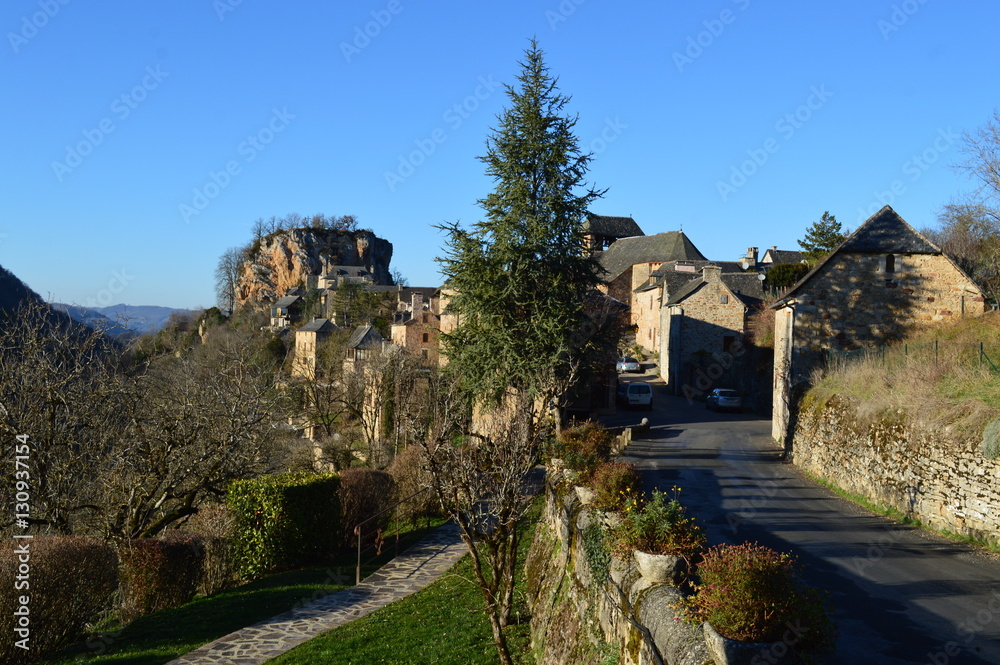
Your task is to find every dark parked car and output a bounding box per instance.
[706,388,742,412]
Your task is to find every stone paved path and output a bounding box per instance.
[167,522,467,665]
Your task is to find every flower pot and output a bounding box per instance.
[574,485,596,505]
[703,621,797,665]
[632,549,687,586]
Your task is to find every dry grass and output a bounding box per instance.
[810,313,1000,443]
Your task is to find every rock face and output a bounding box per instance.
[235,228,393,305]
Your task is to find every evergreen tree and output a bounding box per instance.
[437,39,605,414]
[798,211,845,262]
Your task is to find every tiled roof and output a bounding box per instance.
[582,214,644,238]
[721,273,766,308]
[763,249,806,264]
[636,260,743,293]
[272,295,301,308]
[599,232,707,281]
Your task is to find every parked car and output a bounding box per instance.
[617,381,653,410]
[706,388,742,412]
[616,357,641,373]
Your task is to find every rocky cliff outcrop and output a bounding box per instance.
[235,228,393,305]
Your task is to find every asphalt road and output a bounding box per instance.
[606,368,1000,665]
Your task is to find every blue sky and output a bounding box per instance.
[3,1,999,309]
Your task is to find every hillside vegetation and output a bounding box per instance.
[808,311,1000,442]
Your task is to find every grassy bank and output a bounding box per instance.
[269,500,542,665]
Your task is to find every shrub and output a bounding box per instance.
[227,472,341,579]
[339,468,398,549]
[551,421,613,481]
[388,444,438,525]
[683,542,834,655]
[983,417,1000,460]
[0,536,118,664]
[119,535,204,619]
[588,462,641,512]
[181,503,235,596]
[609,490,705,560]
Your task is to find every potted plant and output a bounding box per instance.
[609,489,706,585]
[680,542,834,665]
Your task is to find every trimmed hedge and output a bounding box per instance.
[227,472,341,579]
[118,535,204,620]
[0,536,118,664]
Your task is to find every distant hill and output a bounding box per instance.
[52,303,199,335]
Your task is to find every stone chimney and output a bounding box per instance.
[411,291,423,313]
[702,264,722,283]
[746,247,758,264]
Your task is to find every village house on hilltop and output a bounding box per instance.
[771,205,987,441]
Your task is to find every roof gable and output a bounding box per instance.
[346,324,384,349]
[299,318,336,333]
[599,231,707,281]
[839,206,940,254]
[582,214,644,238]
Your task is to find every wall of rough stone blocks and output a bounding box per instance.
[671,276,747,365]
[793,396,1000,547]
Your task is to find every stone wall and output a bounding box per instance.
[526,481,711,665]
[792,396,1000,546]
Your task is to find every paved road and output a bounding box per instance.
[607,369,1000,665]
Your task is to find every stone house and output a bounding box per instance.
[291,318,337,380]
[270,295,302,329]
[343,324,385,373]
[771,205,987,441]
[582,213,643,254]
[760,247,806,270]
[597,231,707,337]
[390,289,441,366]
[660,265,765,394]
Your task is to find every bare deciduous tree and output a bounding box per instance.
[418,383,540,665]
[214,246,245,315]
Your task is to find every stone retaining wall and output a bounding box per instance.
[792,396,1000,546]
[526,481,711,665]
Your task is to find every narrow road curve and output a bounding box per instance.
[606,370,1000,665]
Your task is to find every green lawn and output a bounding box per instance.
[268,503,542,665]
[44,521,444,665]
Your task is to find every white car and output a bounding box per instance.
[706,388,743,412]
[620,381,653,410]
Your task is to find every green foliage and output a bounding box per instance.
[227,472,341,579]
[0,536,119,665]
[588,462,641,512]
[609,490,705,560]
[765,262,810,291]
[582,520,611,581]
[437,39,606,408]
[798,211,845,261]
[682,542,834,655]
[118,535,205,620]
[549,421,613,481]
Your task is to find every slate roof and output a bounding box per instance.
[272,295,301,309]
[763,249,806,265]
[665,270,765,308]
[345,324,384,349]
[773,206,968,309]
[635,260,743,293]
[582,214,644,238]
[599,232,707,281]
[839,206,940,254]
[298,318,336,333]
